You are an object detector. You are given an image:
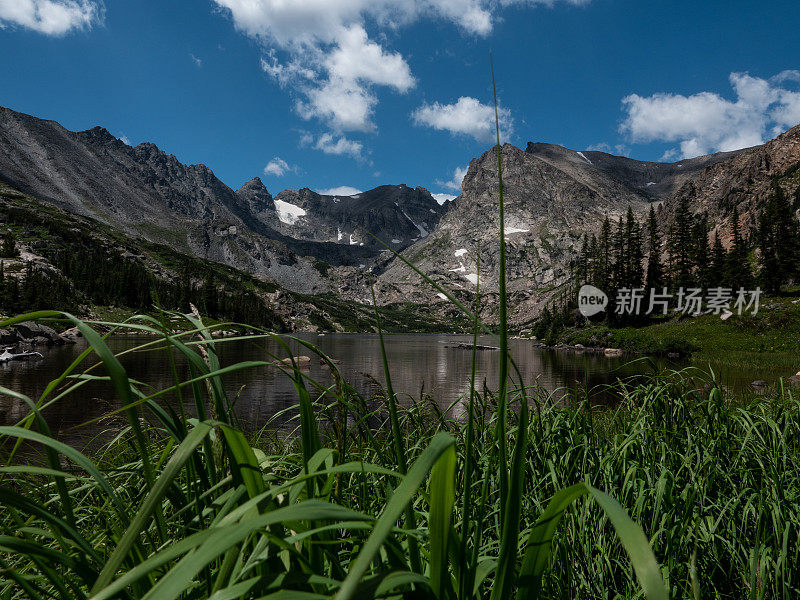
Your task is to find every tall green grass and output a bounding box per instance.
[1,315,798,598]
[2,68,795,600]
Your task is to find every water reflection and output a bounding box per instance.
[0,333,692,448]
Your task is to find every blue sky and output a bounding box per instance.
[1,1,799,201]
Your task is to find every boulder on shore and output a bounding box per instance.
[59,327,82,343]
[604,348,623,357]
[0,321,75,347]
[277,356,312,368]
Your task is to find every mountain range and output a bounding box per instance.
[1,105,799,330]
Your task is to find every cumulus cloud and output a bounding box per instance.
[212,1,498,44]
[412,97,513,143]
[436,166,468,192]
[317,186,363,196]
[432,192,456,204]
[586,142,630,156]
[0,0,102,35]
[263,157,297,177]
[620,71,800,159]
[212,0,579,135]
[304,133,365,159]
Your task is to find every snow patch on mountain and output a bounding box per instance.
[395,202,429,237]
[274,199,307,225]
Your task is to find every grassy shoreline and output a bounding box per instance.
[0,315,798,598]
[548,291,800,371]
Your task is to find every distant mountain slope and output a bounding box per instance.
[660,123,800,241]
[270,184,446,251]
[373,140,748,326]
[3,104,798,328]
[0,181,458,332]
[0,106,443,293]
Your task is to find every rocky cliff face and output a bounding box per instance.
[271,184,446,251]
[0,107,441,294]
[372,141,746,327]
[660,124,800,243]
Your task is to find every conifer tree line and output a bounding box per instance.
[0,216,286,329]
[566,182,800,319]
[0,243,286,330]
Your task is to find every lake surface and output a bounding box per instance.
[0,333,770,449]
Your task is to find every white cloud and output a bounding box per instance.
[310,133,364,159]
[190,53,203,68]
[0,0,101,35]
[436,166,468,191]
[621,71,800,159]
[212,0,579,135]
[586,142,630,156]
[318,186,363,196]
[264,157,297,177]
[432,192,456,204]
[118,134,131,145]
[212,1,498,44]
[412,97,513,143]
[292,24,415,132]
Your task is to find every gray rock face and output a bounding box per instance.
[0,321,72,346]
[0,107,435,293]
[272,184,446,251]
[375,143,655,324]
[236,177,278,227]
[373,141,751,326]
[3,104,797,326]
[659,123,800,245]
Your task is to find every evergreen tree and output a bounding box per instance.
[624,206,644,288]
[644,205,664,290]
[726,204,753,289]
[710,231,728,288]
[758,185,798,293]
[667,197,694,288]
[598,217,612,291]
[691,213,711,288]
[612,216,627,288]
[0,232,18,259]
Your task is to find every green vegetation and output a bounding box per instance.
[288,291,469,333]
[0,231,18,258]
[2,312,799,598]
[541,174,800,362]
[0,190,453,333]
[0,192,284,328]
[559,291,800,368]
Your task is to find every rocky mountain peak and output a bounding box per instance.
[76,125,120,146]
[236,176,276,222]
[661,122,800,242]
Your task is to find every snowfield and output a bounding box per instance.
[273,199,307,225]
